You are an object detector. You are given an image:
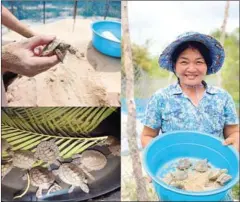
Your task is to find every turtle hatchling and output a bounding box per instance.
[171,170,188,181]
[193,159,210,172]
[1,150,36,179]
[177,158,192,170]
[12,150,36,169]
[41,39,83,62]
[23,166,57,198]
[34,139,62,169]
[216,173,232,185]
[208,169,228,181]
[72,150,107,180]
[53,163,89,194]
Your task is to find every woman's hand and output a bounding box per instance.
[223,132,239,152]
[2,35,60,77]
[223,125,239,152]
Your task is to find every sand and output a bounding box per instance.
[2,18,121,106]
[161,170,222,192]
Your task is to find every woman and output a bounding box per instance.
[141,32,239,200]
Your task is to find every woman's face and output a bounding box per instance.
[175,47,207,86]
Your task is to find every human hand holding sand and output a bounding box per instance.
[2,35,60,77]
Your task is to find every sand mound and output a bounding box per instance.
[2,18,121,106]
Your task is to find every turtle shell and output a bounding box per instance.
[34,140,59,163]
[80,150,107,171]
[171,170,188,181]
[194,159,209,172]
[12,150,36,169]
[177,159,192,170]
[30,167,55,188]
[58,163,86,186]
[41,39,62,56]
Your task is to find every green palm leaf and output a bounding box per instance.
[2,107,116,136]
[1,107,117,167]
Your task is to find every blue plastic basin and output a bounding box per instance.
[143,131,239,201]
[91,20,121,58]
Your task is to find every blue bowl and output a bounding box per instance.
[91,20,121,58]
[143,131,239,201]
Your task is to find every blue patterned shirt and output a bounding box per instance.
[142,82,239,138]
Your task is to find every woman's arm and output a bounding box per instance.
[223,124,239,152]
[141,126,159,148]
[2,5,36,38]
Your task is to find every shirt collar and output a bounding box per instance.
[170,81,218,95]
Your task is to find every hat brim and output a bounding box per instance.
[158,33,225,75]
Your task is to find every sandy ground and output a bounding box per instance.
[2,18,121,106]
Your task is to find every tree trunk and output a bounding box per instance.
[122,1,149,201]
[217,0,230,87]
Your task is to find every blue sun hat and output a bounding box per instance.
[158,32,225,75]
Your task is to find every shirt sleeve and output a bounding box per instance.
[141,92,162,130]
[224,92,239,125]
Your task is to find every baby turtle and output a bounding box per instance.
[193,159,210,172]
[72,150,107,171]
[97,136,120,156]
[53,163,89,194]
[216,173,232,185]
[23,166,57,198]
[34,139,62,170]
[41,39,82,62]
[171,170,188,181]
[208,169,228,181]
[108,144,121,156]
[12,150,36,169]
[1,150,36,179]
[177,159,192,170]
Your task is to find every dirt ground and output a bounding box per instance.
[2,18,121,106]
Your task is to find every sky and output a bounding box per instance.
[128,1,239,56]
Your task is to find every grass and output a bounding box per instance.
[232,183,239,200]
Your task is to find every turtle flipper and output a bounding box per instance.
[68,185,75,193]
[55,49,67,63]
[36,187,43,198]
[79,183,89,193]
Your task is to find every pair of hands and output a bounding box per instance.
[2,35,60,77]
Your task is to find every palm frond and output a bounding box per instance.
[2,107,116,137]
[2,125,107,160]
[1,107,118,168]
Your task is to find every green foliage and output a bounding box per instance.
[210,28,239,104]
[232,183,239,200]
[131,41,169,78]
[1,107,115,166]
